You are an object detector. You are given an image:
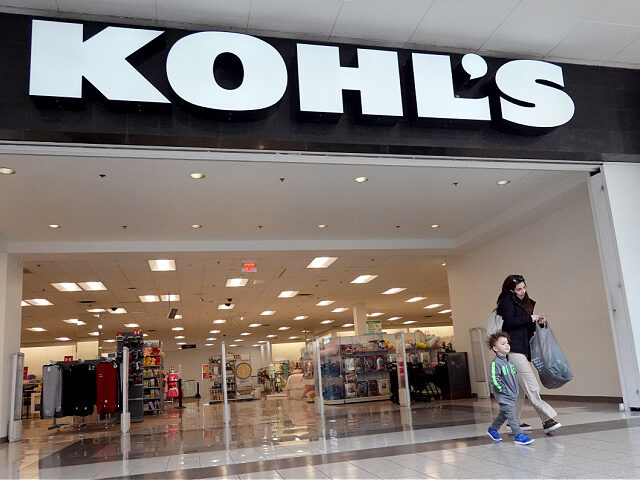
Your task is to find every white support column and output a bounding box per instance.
[589,163,640,409]
[353,303,367,336]
[0,253,23,440]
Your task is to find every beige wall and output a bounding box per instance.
[448,192,621,398]
[21,341,100,379]
[271,342,307,362]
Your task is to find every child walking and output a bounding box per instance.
[487,331,534,445]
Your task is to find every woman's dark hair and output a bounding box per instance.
[501,274,534,315]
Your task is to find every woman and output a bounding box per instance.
[497,274,561,433]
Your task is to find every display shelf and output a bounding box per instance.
[117,330,145,423]
[142,341,165,414]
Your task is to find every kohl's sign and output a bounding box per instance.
[29,20,575,130]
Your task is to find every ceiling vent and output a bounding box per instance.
[298,293,312,297]
[23,268,33,274]
[78,300,96,304]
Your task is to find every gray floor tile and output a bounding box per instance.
[277,465,331,479]
[239,471,284,479]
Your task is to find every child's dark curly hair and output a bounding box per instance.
[488,331,510,350]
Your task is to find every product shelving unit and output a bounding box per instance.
[208,355,238,402]
[116,330,144,423]
[142,341,164,414]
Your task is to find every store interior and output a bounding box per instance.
[4,151,620,440]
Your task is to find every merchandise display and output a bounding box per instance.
[142,341,164,413]
[117,330,144,423]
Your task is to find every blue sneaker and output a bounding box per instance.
[514,433,534,445]
[487,428,502,442]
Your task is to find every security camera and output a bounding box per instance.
[110,307,118,311]
[227,298,232,302]
[224,302,231,307]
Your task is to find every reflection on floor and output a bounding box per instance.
[1,396,638,479]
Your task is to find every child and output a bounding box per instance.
[487,331,534,445]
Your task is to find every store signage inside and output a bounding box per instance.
[29,19,575,130]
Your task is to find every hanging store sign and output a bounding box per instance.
[366,320,383,334]
[29,19,574,130]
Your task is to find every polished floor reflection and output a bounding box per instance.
[1,396,638,479]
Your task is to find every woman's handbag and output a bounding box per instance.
[529,321,573,389]
[486,308,503,337]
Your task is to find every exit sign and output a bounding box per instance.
[242,263,257,273]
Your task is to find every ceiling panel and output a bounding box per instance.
[612,36,640,64]
[57,0,156,18]
[588,0,640,27]
[513,0,605,20]
[548,20,640,61]
[155,0,251,29]
[248,0,342,36]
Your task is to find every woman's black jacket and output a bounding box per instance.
[497,291,536,360]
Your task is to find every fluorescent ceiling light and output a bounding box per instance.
[229,344,238,347]
[104,339,116,343]
[306,257,338,269]
[48,224,60,229]
[258,340,267,343]
[161,294,180,302]
[175,314,182,319]
[382,288,406,295]
[108,308,127,314]
[331,307,348,313]
[174,335,185,339]
[438,309,452,314]
[206,337,216,341]
[320,320,334,324]
[25,299,53,306]
[289,336,298,339]
[189,173,205,179]
[406,297,426,303]
[56,337,71,341]
[0,167,16,174]
[249,323,262,328]
[316,300,334,306]
[234,339,243,342]
[294,316,308,320]
[387,317,402,321]
[403,320,417,324]
[51,282,81,292]
[317,224,327,228]
[430,224,440,228]
[78,282,107,291]
[366,312,383,317]
[177,342,186,345]
[139,295,160,303]
[342,323,354,327]
[266,334,277,338]
[88,332,99,336]
[124,323,139,328]
[21,301,29,307]
[240,332,251,336]
[27,327,46,332]
[191,224,202,229]
[355,176,368,183]
[205,343,214,346]
[278,326,290,330]
[351,275,378,284]
[98,324,103,329]
[148,259,176,271]
[87,308,105,313]
[209,329,221,333]
[497,179,510,185]
[213,319,227,324]
[261,310,276,315]
[226,278,248,287]
[252,344,260,347]
[172,327,184,331]
[63,319,86,325]
[278,290,299,298]
[218,304,234,310]
[424,303,443,309]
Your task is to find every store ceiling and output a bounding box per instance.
[3,153,590,351]
[2,0,640,69]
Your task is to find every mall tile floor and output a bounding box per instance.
[1,396,639,479]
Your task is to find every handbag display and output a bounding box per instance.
[529,321,573,389]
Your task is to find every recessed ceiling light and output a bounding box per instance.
[104,339,115,343]
[316,300,334,306]
[189,173,205,179]
[289,336,298,339]
[175,335,185,339]
[355,176,368,183]
[438,309,452,314]
[331,307,348,313]
[63,319,86,325]
[402,320,417,324]
[382,288,406,295]
[209,329,221,333]
[78,282,107,291]
[424,303,443,309]
[258,340,267,343]
[0,167,16,175]
[108,308,127,314]
[87,308,105,313]
[48,224,61,229]
[278,290,299,298]
[175,314,182,319]
[387,317,402,321]
[294,316,308,320]
[342,323,354,327]
[177,342,186,345]
[213,319,227,325]
[124,323,139,328]
[148,259,176,271]
[139,295,160,303]
[172,327,184,331]
[98,324,103,329]
[25,299,53,306]
[205,343,214,346]
[191,224,202,229]
[406,297,426,303]
[266,334,277,338]
[51,282,82,292]
[26,327,46,332]
[161,294,180,302]
[430,224,440,229]
[320,320,334,324]
[240,332,251,336]
[249,323,262,328]
[317,224,328,228]
[56,337,72,341]
[251,344,260,347]
[261,310,276,315]
[306,257,338,269]
[351,275,378,284]
[366,312,383,317]
[278,326,291,330]
[441,262,447,266]
[234,339,243,342]
[229,344,238,347]
[206,337,216,341]
[21,301,29,307]
[218,304,234,310]
[226,278,248,287]
[88,332,99,336]
[497,179,510,185]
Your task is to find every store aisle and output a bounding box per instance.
[1,398,637,479]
